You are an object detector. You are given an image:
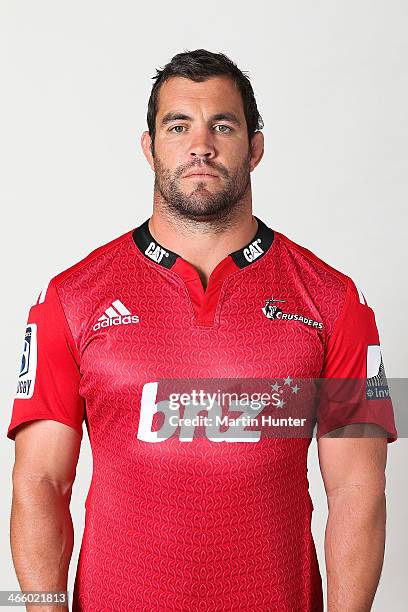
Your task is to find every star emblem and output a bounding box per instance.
[284,376,292,386]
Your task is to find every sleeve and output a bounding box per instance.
[7,278,85,441]
[316,277,398,443]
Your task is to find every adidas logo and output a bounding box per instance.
[93,299,140,331]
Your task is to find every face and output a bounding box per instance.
[141,76,264,222]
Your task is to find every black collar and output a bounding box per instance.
[132,216,274,270]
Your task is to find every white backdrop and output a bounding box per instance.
[1,1,407,609]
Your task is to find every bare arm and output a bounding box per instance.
[10,419,81,612]
[318,424,388,612]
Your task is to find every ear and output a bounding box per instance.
[141,131,155,171]
[249,131,264,172]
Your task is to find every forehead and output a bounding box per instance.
[156,76,244,118]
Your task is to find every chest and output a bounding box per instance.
[78,272,325,397]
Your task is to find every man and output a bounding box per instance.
[8,49,397,611]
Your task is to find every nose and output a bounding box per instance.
[188,127,216,160]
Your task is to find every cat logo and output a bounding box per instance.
[145,241,170,264]
[243,238,264,263]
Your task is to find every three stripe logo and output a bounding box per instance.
[93,299,139,331]
[98,299,131,321]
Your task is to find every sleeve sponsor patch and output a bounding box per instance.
[366,344,390,400]
[16,323,37,399]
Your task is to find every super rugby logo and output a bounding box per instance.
[16,323,37,399]
[262,297,323,330]
[145,241,170,264]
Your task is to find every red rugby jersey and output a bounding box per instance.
[7,217,397,611]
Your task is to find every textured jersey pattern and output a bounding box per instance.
[8,222,397,611]
[51,231,348,611]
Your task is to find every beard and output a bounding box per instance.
[153,152,251,225]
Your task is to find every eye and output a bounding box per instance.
[214,125,232,133]
[169,125,186,133]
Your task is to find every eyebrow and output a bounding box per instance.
[160,111,242,127]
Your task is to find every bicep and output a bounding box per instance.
[13,420,81,495]
[317,424,388,499]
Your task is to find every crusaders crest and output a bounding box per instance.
[262,297,286,320]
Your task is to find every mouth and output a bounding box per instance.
[184,173,218,178]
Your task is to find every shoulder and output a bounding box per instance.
[28,229,138,346]
[273,230,367,306]
[30,229,135,307]
[52,230,134,288]
[270,230,374,342]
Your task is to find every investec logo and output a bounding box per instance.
[93,299,139,331]
[243,238,264,263]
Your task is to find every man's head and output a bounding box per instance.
[141,49,264,226]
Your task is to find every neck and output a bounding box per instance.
[148,200,258,288]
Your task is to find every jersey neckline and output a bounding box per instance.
[132,215,274,270]
[131,216,275,327]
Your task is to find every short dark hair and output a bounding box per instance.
[147,49,264,155]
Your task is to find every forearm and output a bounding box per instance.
[325,487,386,611]
[10,476,74,612]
